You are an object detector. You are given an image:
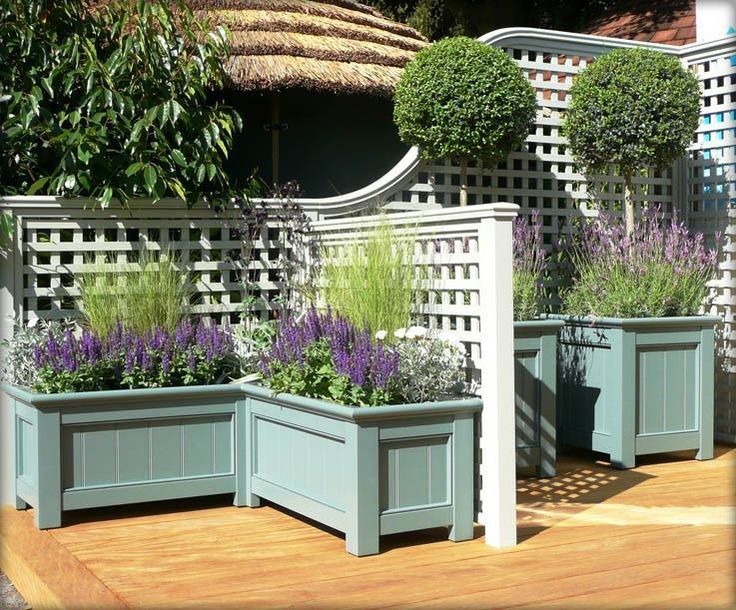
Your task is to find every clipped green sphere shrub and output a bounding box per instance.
[563,48,701,177]
[393,36,536,163]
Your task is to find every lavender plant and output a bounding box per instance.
[31,318,236,394]
[562,208,718,318]
[259,308,400,406]
[513,211,547,320]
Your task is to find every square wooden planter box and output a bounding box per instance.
[551,315,720,469]
[241,383,481,557]
[3,383,247,529]
[514,319,564,477]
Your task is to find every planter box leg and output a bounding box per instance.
[35,409,62,529]
[449,413,474,542]
[15,496,27,510]
[345,425,379,557]
[238,398,261,508]
[697,327,715,462]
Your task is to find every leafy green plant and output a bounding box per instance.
[563,48,700,235]
[78,249,194,336]
[0,0,240,206]
[320,220,414,338]
[394,37,535,206]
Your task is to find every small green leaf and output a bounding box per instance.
[171,149,186,167]
[26,176,50,196]
[196,164,206,184]
[125,162,144,176]
[144,165,158,193]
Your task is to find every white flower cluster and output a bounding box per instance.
[379,326,466,404]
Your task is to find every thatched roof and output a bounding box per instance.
[188,0,427,95]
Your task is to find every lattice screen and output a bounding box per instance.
[10,200,290,326]
[686,46,736,442]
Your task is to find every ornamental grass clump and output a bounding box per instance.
[259,309,400,406]
[30,318,236,394]
[320,221,414,339]
[78,249,194,337]
[562,208,718,318]
[513,211,547,320]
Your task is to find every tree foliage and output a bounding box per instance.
[0,0,241,207]
[563,48,700,177]
[563,48,700,233]
[393,37,536,163]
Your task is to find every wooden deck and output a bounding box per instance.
[2,446,734,609]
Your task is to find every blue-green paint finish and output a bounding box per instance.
[551,315,719,469]
[3,383,244,529]
[514,320,563,477]
[242,384,480,557]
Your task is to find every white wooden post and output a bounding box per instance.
[478,202,519,548]
[0,210,17,507]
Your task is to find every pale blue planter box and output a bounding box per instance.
[3,383,247,529]
[552,315,719,469]
[241,383,481,557]
[514,319,564,477]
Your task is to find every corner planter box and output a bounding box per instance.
[514,319,564,477]
[4,383,246,529]
[552,315,720,469]
[241,383,481,557]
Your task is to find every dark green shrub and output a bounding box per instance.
[563,48,700,234]
[0,0,240,207]
[393,36,535,206]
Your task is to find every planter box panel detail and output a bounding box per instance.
[553,316,718,469]
[242,385,480,556]
[4,384,245,529]
[637,346,698,434]
[61,415,234,490]
[514,320,562,477]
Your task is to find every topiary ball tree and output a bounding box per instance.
[563,48,701,235]
[393,36,536,207]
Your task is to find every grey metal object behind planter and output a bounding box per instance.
[514,320,563,477]
[241,383,481,557]
[551,315,719,469]
[4,383,246,529]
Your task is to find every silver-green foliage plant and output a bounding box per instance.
[321,221,415,338]
[78,249,194,336]
[391,327,465,403]
[563,48,700,235]
[1,0,240,206]
[0,318,67,387]
[394,37,536,206]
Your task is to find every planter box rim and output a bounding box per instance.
[544,313,721,329]
[514,319,565,330]
[241,382,481,422]
[1,381,243,408]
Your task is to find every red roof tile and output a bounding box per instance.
[584,0,696,47]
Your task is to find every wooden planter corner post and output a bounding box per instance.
[479,202,519,548]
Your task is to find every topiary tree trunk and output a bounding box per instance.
[459,158,468,207]
[623,170,635,237]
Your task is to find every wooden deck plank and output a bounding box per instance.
[2,446,733,609]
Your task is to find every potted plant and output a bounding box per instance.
[240,309,480,557]
[513,212,562,477]
[1,255,245,529]
[554,48,718,469]
[393,36,536,207]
